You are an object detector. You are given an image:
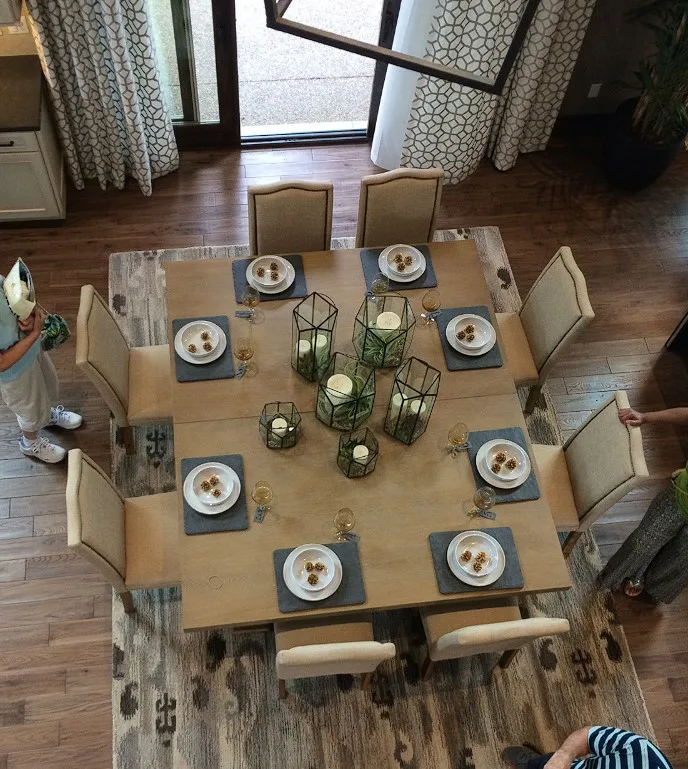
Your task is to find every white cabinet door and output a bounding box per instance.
[0,151,61,220]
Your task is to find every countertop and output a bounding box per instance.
[0,55,42,132]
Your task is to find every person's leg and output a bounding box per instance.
[502,746,553,769]
[643,522,688,603]
[598,486,684,594]
[39,350,82,430]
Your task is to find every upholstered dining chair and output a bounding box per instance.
[273,614,396,699]
[66,449,179,613]
[355,167,444,249]
[420,598,570,680]
[247,180,334,256]
[532,390,648,557]
[496,247,594,413]
[76,285,172,454]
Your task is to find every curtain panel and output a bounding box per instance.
[26,0,179,195]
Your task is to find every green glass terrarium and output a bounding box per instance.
[259,402,302,449]
[337,428,379,478]
[291,292,338,381]
[384,357,440,445]
[352,294,415,368]
[316,352,375,431]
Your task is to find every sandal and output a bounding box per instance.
[622,579,644,598]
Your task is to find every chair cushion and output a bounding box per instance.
[496,312,539,387]
[531,444,580,531]
[421,598,520,649]
[124,492,180,589]
[275,613,374,652]
[127,345,173,425]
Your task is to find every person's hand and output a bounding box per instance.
[26,307,46,340]
[543,750,575,769]
[18,312,36,333]
[618,408,645,427]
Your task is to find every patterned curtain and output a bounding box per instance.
[25,0,179,195]
[398,0,596,184]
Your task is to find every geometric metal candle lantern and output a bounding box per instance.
[259,401,302,449]
[291,292,338,381]
[315,352,375,431]
[352,293,415,369]
[384,357,440,445]
[337,427,379,478]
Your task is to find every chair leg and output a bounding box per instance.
[360,671,373,691]
[524,384,543,414]
[278,679,288,700]
[420,653,435,681]
[562,530,583,558]
[498,648,519,670]
[119,590,135,614]
[121,426,135,456]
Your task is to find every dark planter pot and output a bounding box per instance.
[603,98,685,191]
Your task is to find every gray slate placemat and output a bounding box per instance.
[436,306,503,370]
[429,527,524,594]
[468,427,541,503]
[172,315,235,383]
[272,541,366,613]
[232,254,308,302]
[360,244,437,291]
[181,454,248,535]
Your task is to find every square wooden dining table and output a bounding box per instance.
[165,240,571,631]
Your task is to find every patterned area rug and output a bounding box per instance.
[109,229,654,769]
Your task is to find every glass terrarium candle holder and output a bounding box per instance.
[316,352,375,431]
[384,357,441,445]
[337,428,379,479]
[259,402,302,449]
[291,292,338,381]
[352,294,415,369]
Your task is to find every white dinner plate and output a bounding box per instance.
[378,249,426,283]
[177,320,222,359]
[283,544,343,601]
[289,544,337,592]
[183,463,241,515]
[450,530,501,576]
[447,531,506,586]
[446,316,496,356]
[382,244,423,277]
[450,313,494,350]
[190,462,234,506]
[246,255,290,290]
[174,321,227,365]
[246,259,295,295]
[476,439,532,489]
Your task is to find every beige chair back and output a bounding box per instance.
[248,180,333,256]
[76,285,131,426]
[66,449,127,593]
[519,247,594,382]
[355,167,444,248]
[276,641,396,680]
[434,617,570,661]
[564,390,648,531]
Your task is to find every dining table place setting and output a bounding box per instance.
[232,254,309,302]
[434,305,503,371]
[428,527,524,594]
[172,315,235,382]
[360,243,438,292]
[181,453,249,534]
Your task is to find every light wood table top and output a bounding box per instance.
[174,394,571,631]
[165,240,517,424]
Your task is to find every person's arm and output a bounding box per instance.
[543,727,592,769]
[618,407,688,427]
[0,308,45,373]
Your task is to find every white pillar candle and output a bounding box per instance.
[409,399,427,417]
[297,339,312,358]
[389,392,408,419]
[314,333,329,353]
[326,374,354,404]
[352,444,370,463]
[375,311,402,334]
[271,417,289,437]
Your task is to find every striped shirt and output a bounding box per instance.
[571,727,673,769]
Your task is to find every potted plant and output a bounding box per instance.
[603,0,687,190]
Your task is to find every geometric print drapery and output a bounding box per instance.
[25,0,179,196]
[400,0,596,184]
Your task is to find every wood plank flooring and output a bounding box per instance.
[0,139,687,767]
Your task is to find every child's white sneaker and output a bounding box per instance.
[49,405,83,430]
[20,436,66,463]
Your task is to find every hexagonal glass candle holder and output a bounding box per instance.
[316,352,375,431]
[291,292,338,381]
[384,357,441,445]
[259,401,302,449]
[352,294,415,369]
[337,427,379,478]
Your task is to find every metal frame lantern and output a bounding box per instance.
[337,428,379,479]
[384,357,441,445]
[316,352,375,431]
[353,294,415,369]
[259,402,302,449]
[291,292,338,381]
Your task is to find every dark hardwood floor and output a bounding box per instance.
[0,138,687,768]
